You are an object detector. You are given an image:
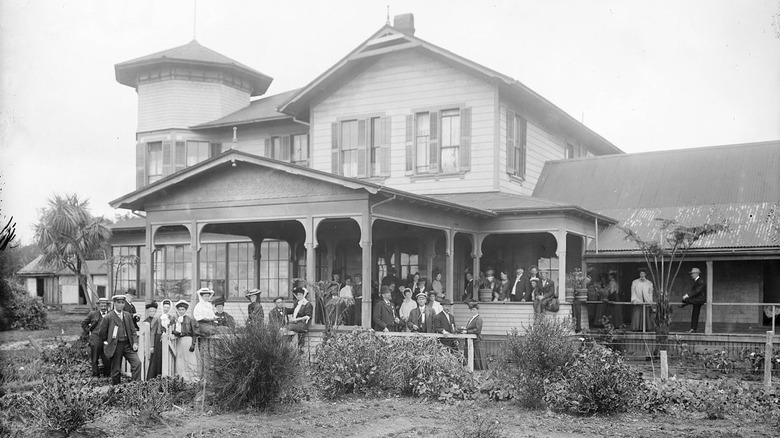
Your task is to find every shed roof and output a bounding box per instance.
[115,40,273,96]
[191,89,301,129]
[533,141,780,253]
[278,25,622,156]
[17,255,108,277]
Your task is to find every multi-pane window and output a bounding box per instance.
[415,112,430,173]
[507,111,527,179]
[440,109,460,173]
[340,120,359,177]
[199,243,227,296]
[154,244,192,301]
[228,242,255,298]
[147,142,163,183]
[112,246,146,298]
[259,240,290,298]
[187,141,210,167]
[292,134,309,166]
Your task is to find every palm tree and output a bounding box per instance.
[34,194,112,310]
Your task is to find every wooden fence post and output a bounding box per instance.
[765,330,772,390]
[660,350,668,380]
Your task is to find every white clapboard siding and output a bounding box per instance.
[138,80,249,132]
[452,302,576,337]
[496,101,567,196]
[311,50,497,194]
[203,122,309,158]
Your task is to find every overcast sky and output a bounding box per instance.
[1,0,779,244]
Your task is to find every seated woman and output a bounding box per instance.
[193,288,219,337]
[245,288,264,324]
[285,287,313,349]
[398,288,416,331]
[460,301,485,371]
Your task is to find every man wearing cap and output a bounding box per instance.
[81,297,110,377]
[433,299,458,351]
[407,292,434,333]
[680,267,706,333]
[373,286,399,332]
[98,295,142,385]
[245,289,264,324]
[212,296,235,330]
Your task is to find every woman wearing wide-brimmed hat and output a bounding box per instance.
[460,301,486,371]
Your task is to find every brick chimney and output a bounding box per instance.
[393,13,415,35]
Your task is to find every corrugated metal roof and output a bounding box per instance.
[590,202,779,252]
[534,141,780,210]
[17,255,107,276]
[192,89,301,129]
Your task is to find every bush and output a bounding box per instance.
[313,329,476,402]
[0,278,48,331]
[206,320,304,411]
[543,344,642,415]
[453,414,505,438]
[502,315,576,407]
[29,375,106,436]
[41,338,91,378]
[105,376,196,423]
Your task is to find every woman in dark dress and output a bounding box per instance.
[147,299,173,379]
[461,301,486,371]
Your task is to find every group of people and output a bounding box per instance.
[461,266,559,314]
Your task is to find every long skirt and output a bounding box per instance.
[146,332,163,379]
[464,339,486,371]
[174,336,199,382]
[631,305,655,331]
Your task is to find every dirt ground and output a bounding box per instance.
[2,311,779,438]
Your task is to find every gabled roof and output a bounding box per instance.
[533,141,780,253]
[115,40,273,97]
[191,89,301,129]
[278,25,622,155]
[109,150,495,218]
[428,192,616,223]
[17,255,107,277]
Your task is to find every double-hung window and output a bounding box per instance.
[340,120,359,178]
[331,116,391,178]
[264,134,310,166]
[291,134,309,166]
[506,110,527,179]
[187,141,210,167]
[147,142,163,183]
[405,107,471,176]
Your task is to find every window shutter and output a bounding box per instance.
[405,115,414,174]
[379,116,391,176]
[162,141,172,177]
[506,110,515,175]
[210,143,222,157]
[518,117,527,179]
[281,136,291,162]
[135,142,146,189]
[331,122,340,174]
[429,111,439,173]
[264,138,272,158]
[460,107,472,171]
[356,119,367,177]
[174,141,186,172]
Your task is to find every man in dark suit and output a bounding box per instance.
[461,271,475,302]
[680,267,706,333]
[268,296,288,328]
[81,297,110,377]
[98,295,142,385]
[522,266,540,301]
[509,266,526,302]
[407,292,434,333]
[124,290,141,331]
[373,286,399,331]
[433,299,458,351]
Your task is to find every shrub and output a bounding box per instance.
[0,278,48,331]
[313,329,476,402]
[502,315,576,407]
[453,414,505,438]
[105,376,195,423]
[29,374,107,436]
[206,320,304,411]
[41,338,91,378]
[543,344,642,415]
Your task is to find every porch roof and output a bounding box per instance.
[109,150,496,218]
[191,89,301,129]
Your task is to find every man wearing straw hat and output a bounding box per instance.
[99,294,141,385]
[680,267,706,333]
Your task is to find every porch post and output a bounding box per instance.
[471,233,483,301]
[705,260,713,334]
[445,229,455,302]
[190,221,199,302]
[146,223,156,301]
[557,229,567,301]
[424,236,436,282]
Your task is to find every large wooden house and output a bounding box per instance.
[108,14,778,341]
